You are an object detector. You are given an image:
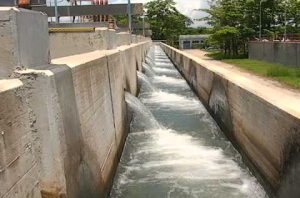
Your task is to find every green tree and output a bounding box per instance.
[201,0,300,55]
[145,0,192,45]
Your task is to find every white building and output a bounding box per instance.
[179,34,209,49]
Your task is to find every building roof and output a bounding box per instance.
[179,34,210,40]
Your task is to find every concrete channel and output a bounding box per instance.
[110,46,267,198]
[161,43,300,197]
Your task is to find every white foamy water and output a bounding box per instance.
[112,127,267,198]
[137,71,157,91]
[153,75,188,87]
[142,91,203,111]
[142,62,156,76]
[125,92,160,130]
[110,46,268,198]
[153,67,179,74]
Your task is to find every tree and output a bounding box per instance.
[200,0,300,55]
[211,26,240,55]
[145,0,192,45]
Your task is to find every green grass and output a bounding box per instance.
[207,51,248,60]
[223,59,300,89]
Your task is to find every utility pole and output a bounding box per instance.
[284,0,287,41]
[141,15,145,37]
[128,0,132,33]
[259,0,267,41]
[143,16,145,37]
[259,0,262,41]
[54,0,59,23]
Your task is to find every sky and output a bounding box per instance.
[47,0,209,27]
[109,0,209,27]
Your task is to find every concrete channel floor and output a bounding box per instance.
[182,49,300,119]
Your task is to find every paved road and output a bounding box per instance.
[183,49,300,119]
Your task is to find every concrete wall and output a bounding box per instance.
[50,28,150,59]
[0,6,151,198]
[161,43,300,196]
[249,41,300,67]
[0,7,49,78]
[0,79,42,198]
[49,28,110,59]
[0,41,151,198]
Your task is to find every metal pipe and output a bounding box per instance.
[128,0,132,33]
[54,0,59,23]
[142,15,145,37]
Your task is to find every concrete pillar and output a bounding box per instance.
[0,7,49,79]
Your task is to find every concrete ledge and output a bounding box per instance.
[116,32,131,46]
[50,27,110,59]
[0,7,49,78]
[49,27,150,59]
[161,43,300,196]
[0,41,151,197]
[0,79,41,198]
[51,41,151,197]
[16,65,82,198]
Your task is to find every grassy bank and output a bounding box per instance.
[207,52,248,60]
[206,51,300,89]
[224,59,300,89]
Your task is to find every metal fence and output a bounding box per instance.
[251,34,300,42]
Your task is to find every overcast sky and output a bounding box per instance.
[109,0,209,27]
[48,0,209,27]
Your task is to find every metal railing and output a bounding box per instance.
[251,33,300,42]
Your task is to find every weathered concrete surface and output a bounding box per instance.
[0,6,151,197]
[161,43,300,196]
[0,28,150,198]
[50,28,150,59]
[0,7,49,78]
[50,41,150,197]
[249,41,300,67]
[49,27,110,59]
[15,65,82,198]
[0,79,41,198]
[116,32,131,46]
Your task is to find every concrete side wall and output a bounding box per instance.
[20,66,82,198]
[50,28,150,59]
[116,32,131,46]
[0,79,41,198]
[0,7,49,79]
[249,42,300,67]
[161,43,300,195]
[0,41,151,198]
[49,28,110,59]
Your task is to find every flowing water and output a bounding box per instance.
[110,46,267,198]
[137,71,157,92]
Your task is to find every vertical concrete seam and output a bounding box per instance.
[105,55,118,143]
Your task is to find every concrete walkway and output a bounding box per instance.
[182,49,300,119]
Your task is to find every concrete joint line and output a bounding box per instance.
[100,141,115,172]
[105,55,117,143]
[7,155,20,168]
[2,162,38,198]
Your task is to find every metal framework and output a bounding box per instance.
[31,4,143,17]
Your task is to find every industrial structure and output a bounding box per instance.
[179,34,209,49]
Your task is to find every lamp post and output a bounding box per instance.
[128,0,132,33]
